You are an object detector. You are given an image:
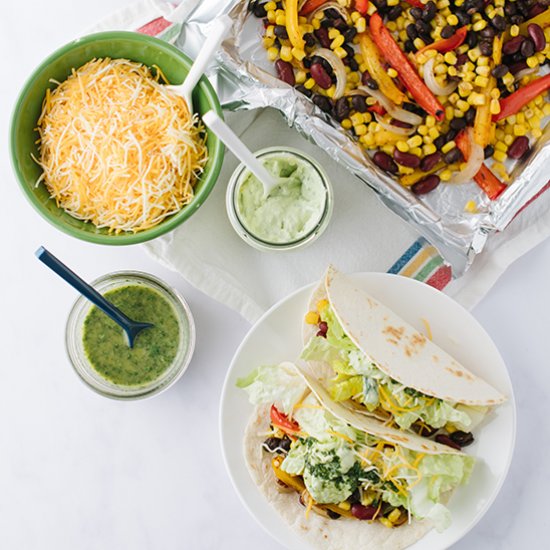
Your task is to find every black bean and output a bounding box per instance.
[314,27,331,48]
[449,431,474,447]
[344,27,357,42]
[456,10,471,26]
[274,25,288,39]
[441,25,456,39]
[295,84,312,98]
[484,144,494,158]
[422,1,437,21]
[404,39,416,53]
[303,57,312,69]
[320,17,332,28]
[394,150,421,168]
[480,40,493,56]
[412,421,438,437]
[303,32,316,47]
[450,118,467,131]
[465,108,476,125]
[492,14,507,31]
[465,0,483,14]
[443,147,463,164]
[342,44,355,60]
[435,434,462,450]
[351,95,368,112]
[415,19,431,35]
[326,509,341,520]
[528,23,546,52]
[456,53,468,66]
[373,151,398,174]
[509,60,528,74]
[406,23,419,40]
[521,37,536,57]
[324,8,340,18]
[403,102,427,117]
[412,175,440,194]
[434,135,446,149]
[252,2,267,18]
[508,135,530,158]
[466,30,478,48]
[334,97,350,121]
[492,63,509,78]
[280,435,292,452]
[387,5,403,20]
[510,14,525,25]
[445,128,458,142]
[504,2,517,16]
[312,94,333,113]
[263,437,283,451]
[419,151,442,171]
[348,58,359,71]
[333,18,348,32]
[480,26,496,39]
[349,489,361,504]
[410,7,423,19]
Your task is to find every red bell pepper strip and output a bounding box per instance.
[270,405,300,434]
[404,0,427,7]
[369,13,445,121]
[456,131,506,200]
[299,0,328,15]
[355,0,369,14]
[493,73,550,122]
[416,26,468,56]
[368,103,386,115]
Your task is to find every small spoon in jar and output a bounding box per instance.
[35,247,153,348]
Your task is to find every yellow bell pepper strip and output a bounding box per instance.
[359,32,408,105]
[473,36,501,147]
[400,162,445,187]
[369,13,445,121]
[416,26,468,56]
[493,74,550,122]
[456,131,506,200]
[287,0,305,51]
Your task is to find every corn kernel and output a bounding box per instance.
[532,127,543,139]
[264,1,276,10]
[338,501,351,511]
[355,123,367,136]
[292,47,306,61]
[454,109,465,118]
[340,118,352,131]
[489,99,500,115]
[448,66,458,77]
[334,46,348,58]
[493,150,507,162]
[423,143,437,155]
[312,17,321,29]
[442,141,456,154]
[266,47,279,61]
[355,16,366,33]
[328,28,340,39]
[388,509,402,523]
[305,311,319,324]
[428,127,440,139]
[331,35,345,49]
[490,87,501,99]
[439,169,453,181]
[388,0,400,5]
[295,70,307,85]
[472,19,487,31]
[399,165,415,175]
[456,99,470,111]
[387,67,398,78]
[503,134,514,145]
[447,13,459,25]
[304,77,316,89]
[510,24,520,37]
[476,65,491,76]
[474,75,490,88]
[396,141,410,152]
[495,141,507,152]
[280,45,292,62]
[407,135,423,148]
[263,36,275,48]
[418,125,429,136]
[526,56,539,68]
[326,85,336,98]
[467,48,481,62]
[502,72,514,87]
[467,93,486,106]
[464,200,478,213]
[265,25,275,38]
[386,21,398,32]
[414,37,426,50]
[434,63,448,75]
[514,125,527,136]
[449,92,460,105]
[351,112,364,125]
[410,146,422,156]
[379,518,394,529]
[517,112,525,124]
[477,56,490,67]
[275,13,286,26]
[423,135,434,144]
[351,10,361,23]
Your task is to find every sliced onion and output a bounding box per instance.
[447,127,484,185]
[358,85,423,126]
[515,67,538,81]
[306,1,351,23]
[374,113,415,136]
[423,58,458,97]
[314,48,347,99]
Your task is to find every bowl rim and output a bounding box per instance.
[9,30,225,245]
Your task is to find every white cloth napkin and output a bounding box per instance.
[91,0,550,323]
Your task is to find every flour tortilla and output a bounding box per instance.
[244,404,432,550]
[304,267,505,406]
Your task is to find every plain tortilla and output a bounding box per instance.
[304,266,505,406]
[244,404,433,550]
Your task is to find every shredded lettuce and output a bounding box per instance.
[236,363,306,414]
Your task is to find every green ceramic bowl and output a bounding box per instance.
[10,31,224,245]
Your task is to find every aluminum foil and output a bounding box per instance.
[179,0,550,276]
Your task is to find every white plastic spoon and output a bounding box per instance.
[202,110,284,197]
[167,14,233,112]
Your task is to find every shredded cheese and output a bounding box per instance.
[34,58,208,233]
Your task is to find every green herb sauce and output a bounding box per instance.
[82,285,180,386]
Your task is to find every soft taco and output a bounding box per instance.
[301,267,506,448]
[238,362,475,550]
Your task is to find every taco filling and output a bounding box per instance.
[238,363,474,532]
[302,300,487,447]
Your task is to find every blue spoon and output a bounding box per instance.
[35,246,153,348]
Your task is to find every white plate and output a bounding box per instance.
[220,273,516,550]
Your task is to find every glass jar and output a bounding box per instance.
[65,271,195,400]
[226,146,333,252]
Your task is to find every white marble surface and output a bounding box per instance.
[1,1,549,548]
